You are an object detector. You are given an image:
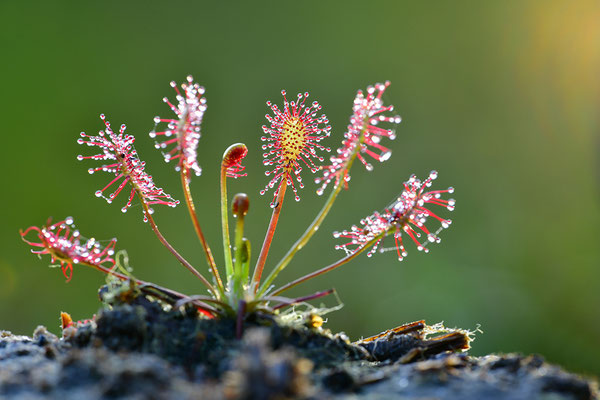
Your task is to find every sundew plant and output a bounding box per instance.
[21,76,455,335]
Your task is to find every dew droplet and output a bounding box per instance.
[380,151,391,162]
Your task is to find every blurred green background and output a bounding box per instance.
[1,1,598,376]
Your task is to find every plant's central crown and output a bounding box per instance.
[280,117,307,168]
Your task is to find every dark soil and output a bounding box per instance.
[1,289,597,399]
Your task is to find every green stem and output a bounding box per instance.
[180,168,224,296]
[257,177,344,296]
[233,214,245,293]
[220,167,234,282]
[233,214,244,272]
[139,196,218,297]
[251,184,287,293]
[257,135,366,296]
[241,238,251,285]
[270,234,383,297]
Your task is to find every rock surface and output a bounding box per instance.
[0,296,597,400]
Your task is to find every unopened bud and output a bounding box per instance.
[240,238,250,265]
[232,193,249,217]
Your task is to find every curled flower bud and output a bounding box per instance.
[261,90,331,205]
[78,114,179,217]
[20,218,117,282]
[232,193,250,217]
[150,75,206,177]
[316,81,401,195]
[334,171,454,261]
[223,143,248,178]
